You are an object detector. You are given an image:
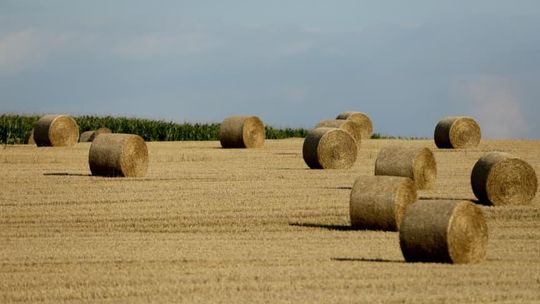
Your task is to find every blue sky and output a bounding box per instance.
[1,1,539,138]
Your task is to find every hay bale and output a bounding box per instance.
[350,176,417,231]
[79,131,95,143]
[33,114,79,147]
[316,119,362,147]
[374,146,437,189]
[219,116,265,148]
[336,111,373,139]
[79,127,112,142]
[24,129,35,145]
[89,134,148,177]
[471,152,537,206]
[434,116,481,149]
[302,127,357,169]
[399,200,488,264]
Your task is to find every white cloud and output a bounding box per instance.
[0,29,68,72]
[275,40,313,57]
[463,74,528,138]
[0,30,41,71]
[300,26,323,34]
[113,32,220,59]
[0,28,221,69]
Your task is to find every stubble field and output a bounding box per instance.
[0,138,539,303]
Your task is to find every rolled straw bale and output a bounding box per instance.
[79,131,95,143]
[399,200,488,264]
[374,146,437,190]
[336,111,373,139]
[33,114,79,147]
[471,152,537,206]
[24,129,35,145]
[316,119,362,147]
[219,116,265,148]
[79,127,112,142]
[89,134,148,177]
[302,127,357,169]
[434,116,481,149]
[350,176,417,231]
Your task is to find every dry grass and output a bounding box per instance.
[34,114,79,147]
[374,145,437,189]
[350,176,416,231]
[79,127,112,143]
[219,116,265,148]
[399,200,488,264]
[302,127,357,169]
[0,139,539,303]
[89,134,149,178]
[335,111,373,140]
[24,129,35,145]
[472,152,537,206]
[434,116,481,149]
[315,119,363,146]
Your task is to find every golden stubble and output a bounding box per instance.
[0,139,538,303]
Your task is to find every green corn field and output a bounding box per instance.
[0,114,309,144]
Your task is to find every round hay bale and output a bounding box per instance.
[399,200,488,264]
[33,114,79,147]
[374,146,437,190]
[302,127,357,169]
[79,131,95,143]
[434,116,481,149]
[336,111,373,139]
[316,119,362,147]
[471,152,537,206]
[79,127,112,142]
[350,176,417,231]
[219,116,265,148]
[89,133,148,177]
[24,129,35,145]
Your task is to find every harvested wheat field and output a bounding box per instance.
[0,139,539,303]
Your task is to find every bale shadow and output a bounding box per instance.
[419,197,490,206]
[419,196,473,201]
[289,222,357,231]
[322,186,352,190]
[331,257,404,264]
[471,199,493,206]
[43,172,91,177]
[274,168,306,171]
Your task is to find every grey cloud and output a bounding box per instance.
[0,5,539,138]
[460,75,528,138]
